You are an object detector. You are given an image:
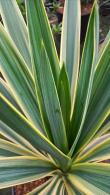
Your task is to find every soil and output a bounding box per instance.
[100,14,110,42]
[14,177,49,195]
[81,4,93,15]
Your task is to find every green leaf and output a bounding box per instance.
[68,174,108,195]
[60,0,80,86]
[95,121,110,138]
[25,0,59,85]
[91,34,110,102]
[0,0,31,69]
[0,121,40,155]
[0,138,36,157]
[77,86,110,152]
[77,25,110,151]
[39,45,68,152]
[75,134,110,162]
[58,64,71,136]
[60,0,81,117]
[26,19,68,152]
[0,156,55,189]
[0,94,70,169]
[0,78,21,112]
[0,24,42,130]
[69,2,99,156]
[71,163,110,194]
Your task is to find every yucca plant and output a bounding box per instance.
[0,0,110,194]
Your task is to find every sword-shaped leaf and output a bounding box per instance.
[0,156,55,189]
[25,0,59,84]
[0,24,42,130]
[0,0,31,69]
[75,134,110,162]
[58,64,71,137]
[70,163,110,194]
[0,139,36,157]
[60,0,81,113]
[69,2,99,155]
[0,94,70,169]
[0,78,21,112]
[26,4,69,153]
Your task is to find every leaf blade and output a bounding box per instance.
[0,0,31,69]
[0,24,42,130]
[0,94,70,169]
[25,0,59,84]
[0,156,55,189]
[69,2,99,155]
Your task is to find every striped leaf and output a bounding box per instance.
[0,121,40,155]
[0,156,55,189]
[0,0,110,193]
[70,163,110,194]
[0,138,36,157]
[95,121,110,138]
[0,24,42,130]
[69,2,99,156]
[0,78,21,112]
[77,24,110,152]
[25,0,59,85]
[60,0,81,113]
[75,134,110,162]
[0,0,31,69]
[26,7,69,153]
[0,94,70,169]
